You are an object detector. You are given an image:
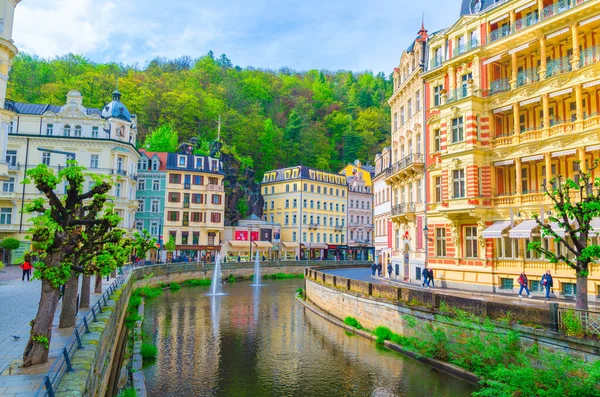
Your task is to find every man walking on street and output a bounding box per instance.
[541,270,553,299]
[377,262,382,277]
[428,267,435,288]
[421,267,430,288]
[387,263,393,279]
[518,272,531,298]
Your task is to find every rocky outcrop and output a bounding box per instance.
[221,152,263,226]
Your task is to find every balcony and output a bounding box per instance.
[491,127,544,148]
[208,184,224,192]
[580,45,600,68]
[110,169,127,177]
[309,223,319,230]
[493,190,547,207]
[452,40,478,58]
[513,13,539,32]
[446,87,469,104]
[429,56,444,70]
[487,26,511,44]
[390,202,421,223]
[385,153,424,185]
[489,78,510,95]
[334,226,344,232]
[516,68,539,87]
[8,163,19,171]
[546,56,571,78]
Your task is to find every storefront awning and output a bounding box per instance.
[543,221,576,238]
[482,221,512,239]
[590,218,600,237]
[509,220,539,239]
[253,241,273,249]
[281,242,299,249]
[307,243,328,249]
[228,241,251,249]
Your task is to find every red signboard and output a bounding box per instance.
[234,230,260,241]
[387,221,392,249]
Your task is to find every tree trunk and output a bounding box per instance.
[22,279,61,367]
[95,272,102,294]
[59,272,79,328]
[80,275,91,309]
[576,270,588,310]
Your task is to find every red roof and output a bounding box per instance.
[139,149,168,171]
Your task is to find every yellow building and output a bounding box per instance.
[421,0,600,299]
[2,90,140,263]
[339,160,374,187]
[163,152,225,261]
[261,166,348,260]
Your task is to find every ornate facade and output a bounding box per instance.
[373,147,392,268]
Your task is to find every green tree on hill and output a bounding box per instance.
[144,123,179,153]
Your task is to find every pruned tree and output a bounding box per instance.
[165,235,176,254]
[528,163,600,310]
[21,162,130,366]
[132,229,157,261]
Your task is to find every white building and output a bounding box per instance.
[373,147,392,272]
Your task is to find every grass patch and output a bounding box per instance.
[118,387,137,397]
[125,313,141,329]
[226,274,237,283]
[343,316,362,330]
[133,286,163,299]
[140,342,158,359]
[264,273,304,279]
[181,278,211,287]
[169,282,181,291]
[128,295,142,309]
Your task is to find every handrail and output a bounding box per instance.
[35,268,130,397]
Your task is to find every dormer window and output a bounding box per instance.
[151,158,159,171]
[178,155,186,167]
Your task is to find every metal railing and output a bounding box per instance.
[516,68,540,87]
[557,306,600,336]
[489,78,510,95]
[513,13,539,32]
[546,56,572,77]
[391,203,406,216]
[35,271,130,397]
[452,40,478,57]
[580,45,600,68]
[446,87,469,103]
[429,56,444,70]
[386,153,424,177]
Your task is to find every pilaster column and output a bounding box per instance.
[539,36,547,80]
[448,66,455,92]
[491,165,496,197]
[537,0,544,17]
[542,93,550,135]
[575,84,584,125]
[578,147,587,173]
[544,152,552,189]
[513,102,520,135]
[571,24,580,70]
[515,158,522,195]
[510,10,516,31]
[511,52,518,87]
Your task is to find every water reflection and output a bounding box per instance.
[143,280,477,397]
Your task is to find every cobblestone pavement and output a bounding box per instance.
[0,266,26,284]
[0,275,115,396]
[323,267,600,310]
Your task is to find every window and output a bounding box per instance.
[434,85,443,106]
[415,90,420,111]
[451,117,464,142]
[152,180,160,191]
[169,174,181,184]
[465,226,478,258]
[137,200,145,212]
[562,283,576,296]
[310,200,314,209]
[151,159,159,171]
[433,129,441,152]
[150,221,159,236]
[115,183,122,197]
[211,213,222,223]
[407,99,412,117]
[393,112,398,130]
[453,169,465,198]
[6,150,16,166]
[400,106,405,125]
[0,208,12,224]
[436,228,446,256]
[74,125,82,137]
[530,280,541,292]
[138,179,146,191]
[341,204,345,212]
[285,199,289,208]
[42,152,51,166]
[192,212,201,222]
[92,126,98,138]
[90,155,99,169]
[293,199,297,208]
[193,175,203,185]
[293,214,297,225]
[168,211,179,222]
[501,278,514,290]
[192,194,202,204]
[434,176,442,202]
[63,125,71,137]
[286,184,289,192]
[292,232,297,242]
[270,201,274,210]
[2,178,14,192]
[46,124,54,136]
[169,192,180,203]
[151,199,160,213]
[211,195,222,205]
[178,155,186,166]
[285,214,289,225]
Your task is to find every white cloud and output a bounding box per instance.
[13,0,116,58]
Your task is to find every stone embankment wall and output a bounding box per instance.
[56,276,133,396]
[305,268,600,363]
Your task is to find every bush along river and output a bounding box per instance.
[140,278,477,397]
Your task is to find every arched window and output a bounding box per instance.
[74,125,82,137]
[63,125,71,137]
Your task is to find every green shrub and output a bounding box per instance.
[169,282,181,291]
[0,238,20,250]
[181,278,211,287]
[344,316,362,330]
[264,273,304,279]
[125,313,141,329]
[129,295,142,309]
[133,286,163,299]
[226,274,236,283]
[118,387,137,397]
[561,309,584,338]
[373,326,393,345]
[140,343,158,359]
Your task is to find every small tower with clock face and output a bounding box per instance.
[471,0,482,14]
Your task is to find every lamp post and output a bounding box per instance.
[249,224,253,262]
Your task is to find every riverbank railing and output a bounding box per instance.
[35,271,130,397]
[557,306,600,337]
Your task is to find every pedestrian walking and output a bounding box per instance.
[428,268,435,288]
[541,270,553,299]
[237,255,241,262]
[371,263,377,276]
[518,272,531,298]
[387,263,393,278]
[21,255,32,281]
[421,267,430,288]
[377,263,382,277]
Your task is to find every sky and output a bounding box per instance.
[13,0,460,74]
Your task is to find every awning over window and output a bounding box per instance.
[482,221,512,239]
[253,241,273,249]
[281,242,299,249]
[228,241,250,249]
[544,221,574,238]
[307,243,328,249]
[509,219,539,239]
[590,218,600,237]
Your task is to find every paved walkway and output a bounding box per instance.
[322,267,600,310]
[0,266,25,284]
[0,275,116,396]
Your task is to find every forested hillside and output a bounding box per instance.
[7,52,392,176]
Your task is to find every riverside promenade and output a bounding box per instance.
[0,268,115,396]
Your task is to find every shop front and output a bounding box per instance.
[326,245,348,260]
[172,245,221,262]
[301,243,328,260]
[281,242,299,260]
[252,240,273,261]
[347,246,374,261]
